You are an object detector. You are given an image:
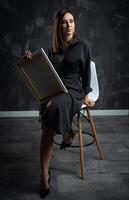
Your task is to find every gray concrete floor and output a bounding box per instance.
[0,116,129,200]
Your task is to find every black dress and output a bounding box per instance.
[40,37,92,136]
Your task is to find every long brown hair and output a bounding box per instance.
[52,9,76,53]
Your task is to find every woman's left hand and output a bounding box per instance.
[84,95,95,108]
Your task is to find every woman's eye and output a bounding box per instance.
[70,19,74,23]
[62,19,74,25]
[62,21,67,24]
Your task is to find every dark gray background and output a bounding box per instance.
[0,0,129,111]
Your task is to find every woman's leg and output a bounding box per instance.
[40,128,53,189]
[63,131,73,144]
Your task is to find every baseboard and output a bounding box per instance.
[90,109,129,116]
[0,110,128,117]
[0,111,39,117]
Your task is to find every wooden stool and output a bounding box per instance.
[76,106,104,179]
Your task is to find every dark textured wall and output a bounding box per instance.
[0,0,129,111]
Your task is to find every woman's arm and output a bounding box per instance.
[81,39,95,107]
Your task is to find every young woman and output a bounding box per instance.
[25,9,95,199]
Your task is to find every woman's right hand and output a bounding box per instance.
[23,50,32,60]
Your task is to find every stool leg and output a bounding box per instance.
[86,108,104,160]
[77,112,85,179]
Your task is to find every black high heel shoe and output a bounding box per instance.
[60,128,75,150]
[40,171,50,199]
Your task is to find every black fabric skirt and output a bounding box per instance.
[40,92,83,136]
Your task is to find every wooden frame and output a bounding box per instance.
[16,48,68,103]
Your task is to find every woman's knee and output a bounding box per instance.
[46,100,52,109]
[52,94,70,110]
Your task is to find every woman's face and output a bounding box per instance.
[61,12,75,39]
